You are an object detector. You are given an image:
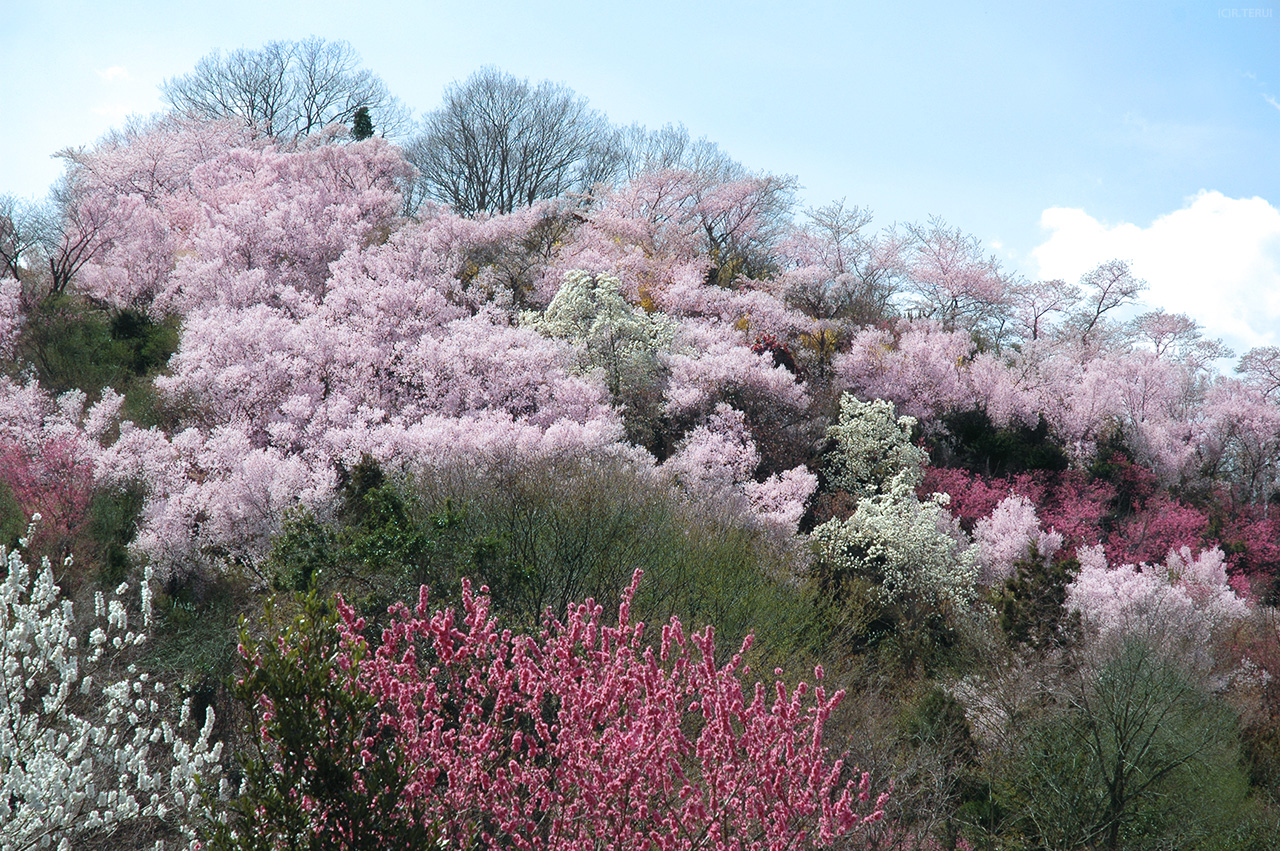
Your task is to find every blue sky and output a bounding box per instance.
[4,0,1279,353]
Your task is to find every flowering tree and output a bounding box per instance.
[1065,544,1250,648]
[778,200,901,324]
[0,274,21,358]
[662,403,817,536]
[898,217,1010,339]
[823,395,928,499]
[972,493,1063,586]
[526,269,675,398]
[813,395,977,623]
[812,473,978,613]
[0,521,224,851]
[217,572,888,849]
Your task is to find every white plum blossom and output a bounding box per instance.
[526,269,676,397]
[0,521,225,851]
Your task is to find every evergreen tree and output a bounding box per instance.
[352,106,374,140]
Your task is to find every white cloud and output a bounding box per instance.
[95,66,131,82]
[1031,191,1280,353]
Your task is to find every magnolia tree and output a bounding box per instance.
[0,521,225,851]
[217,571,888,849]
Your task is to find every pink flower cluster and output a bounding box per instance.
[312,570,889,849]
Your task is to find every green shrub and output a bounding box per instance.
[204,592,434,850]
[11,293,179,413]
[997,637,1252,851]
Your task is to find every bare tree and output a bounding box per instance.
[0,195,42,281]
[1063,259,1147,353]
[405,67,611,216]
[31,177,115,301]
[162,38,408,141]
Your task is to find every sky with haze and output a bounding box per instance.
[3,0,1278,355]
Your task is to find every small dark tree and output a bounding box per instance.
[351,106,374,140]
[206,592,435,850]
[996,548,1081,651]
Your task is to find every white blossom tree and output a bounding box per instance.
[824,394,928,498]
[525,269,675,398]
[0,518,226,851]
[812,396,978,620]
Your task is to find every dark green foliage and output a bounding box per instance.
[938,409,1069,476]
[351,106,374,140]
[0,480,24,550]
[406,457,820,667]
[268,510,339,594]
[902,687,988,851]
[85,483,145,586]
[267,457,458,617]
[996,548,1082,651]
[16,293,119,395]
[907,687,977,762]
[147,572,245,682]
[11,294,179,421]
[204,592,434,850]
[109,308,180,376]
[1088,442,1158,522]
[998,638,1251,851]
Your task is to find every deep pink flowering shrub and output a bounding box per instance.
[312,570,889,849]
[921,466,1111,551]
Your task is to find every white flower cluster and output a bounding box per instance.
[824,394,929,498]
[813,396,977,608]
[527,269,676,396]
[813,471,979,609]
[0,520,225,851]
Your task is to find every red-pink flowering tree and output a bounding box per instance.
[0,380,121,562]
[222,572,888,849]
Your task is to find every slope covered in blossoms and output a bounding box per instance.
[3,89,1280,849]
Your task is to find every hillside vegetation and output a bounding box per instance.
[3,39,1280,850]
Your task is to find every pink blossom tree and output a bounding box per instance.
[1065,544,1250,648]
[973,493,1063,586]
[220,573,889,849]
[662,403,816,536]
[898,217,1010,339]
